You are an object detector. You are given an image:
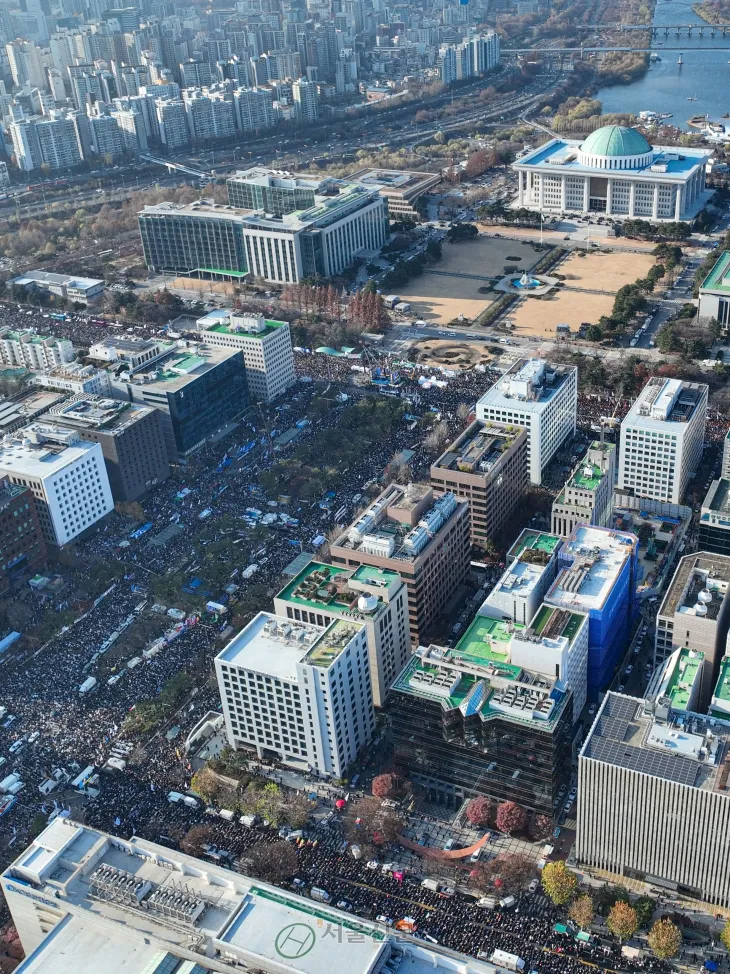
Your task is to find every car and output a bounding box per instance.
[563,801,573,814]
[553,827,562,839]
[569,788,577,801]
[528,879,540,893]
[292,878,306,888]
[552,798,560,808]
[618,684,625,692]
[470,848,481,863]
[588,703,597,715]
[558,784,567,795]
[625,665,633,675]
[337,900,352,911]
[376,915,394,926]
[634,645,640,655]
[443,838,455,851]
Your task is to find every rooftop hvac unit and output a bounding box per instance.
[403,525,429,556]
[695,602,708,616]
[434,492,457,519]
[359,533,395,557]
[418,509,444,536]
[698,589,713,604]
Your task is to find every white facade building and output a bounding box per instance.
[476,359,578,485]
[0,424,113,546]
[577,692,730,907]
[195,312,295,402]
[480,530,563,625]
[2,819,501,974]
[292,78,319,121]
[215,611,375,777]
[698,249,730,336]
[32,363,112,396]
[0,328,74,371]
[155,98,189,150]
[513,125,711,222]
[618,376,708,504]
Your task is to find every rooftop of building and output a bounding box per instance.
[111,343,241,391]
[454,615,524,669]
[0,389,66,433]
[89,337,171,356]
[227,167,335,192]
[196,310,288,340]
[563,442,615,493]
[0,423,97,479]
[507,528,562,563]
[515,136,709,178]
[8,270,104,290]
[348,167,441,196]
[486,556,551,605]
[276,561,399,619]
[659,551,730,620]
[332,483,465,563]
[528,603,587,644]
[392,644,570,730]
[546,524,636,612]
[216,611,363,680]
[0,327,71,347]
[581,692,730,791]
[711,655,730,716]
[701,479,730,522]
[45,395,154,433]
[623,376,708,429]
[657,647,704,713]
[477,359,576,411]
[432,421,525,478]
[700,249,730,295]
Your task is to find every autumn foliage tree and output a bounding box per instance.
[466,795,493,827]
[281,283,341,318]
[647,919,682,960]
[476,853,536,894]
[541,861,577,905]
[181,825,213,857]
[530,814,553,840]
[495,801,527,835]
[569,895,595,931]
[347,289,389,333]
[607,901,638,942]
[372,774,400,800]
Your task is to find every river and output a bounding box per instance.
[594,0,730,129]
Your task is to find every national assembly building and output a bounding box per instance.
[512,124,711,222]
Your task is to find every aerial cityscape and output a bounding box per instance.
[1,0,730,968]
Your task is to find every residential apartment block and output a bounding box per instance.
[430,421,528,550]
[0,328,74,371]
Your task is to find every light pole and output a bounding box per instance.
[539,210,544,246]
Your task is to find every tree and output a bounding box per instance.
[647,919,682,960]
[254,782,283,825]
[280,792,312,829]
[569,895,595,931]
[246,841,298,885]
[632,895,656,929]
[465,795,493,827]
[585,324,603,342]
[541,861,577,905]
[491,853,536,893]
[720,920,730,952]
[190,766,222,804]
[607,901,638,942]
[372,773,400,799]
[495,801,527,835]
[181,825,213,857]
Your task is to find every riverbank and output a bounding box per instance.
[691,1,730,25]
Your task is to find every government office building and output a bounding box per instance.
[513,125,711,222]
[138,168,387,284]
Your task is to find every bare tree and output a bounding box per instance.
[245,841,298,884]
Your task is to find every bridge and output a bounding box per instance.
[576,22,730,33]
[140,154,213,180]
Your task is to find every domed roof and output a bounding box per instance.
[579,125,651,157]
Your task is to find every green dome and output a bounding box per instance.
[579,125,651,157]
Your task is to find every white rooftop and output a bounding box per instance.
[623,376,707,429]
[216,611,321,680]
[0,425,97,480]
[546,525,635,611]
[16,915,160,974]
[491,557,548,600]
[477,359,575,413]
[646,721,708,761]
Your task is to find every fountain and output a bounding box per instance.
[512,271,543,290]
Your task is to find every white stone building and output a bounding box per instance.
[0,328,74,371]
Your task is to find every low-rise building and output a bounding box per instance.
[215,611,374,778]
[476,359,578,486]
[430,420,528,550]
[195,311,296,403]
[329,483,471,645]
[655,551,730,710]
[8,271,105,305]
[481,529,562,625]
[88,337,173,370]
[545,524,638,695]
[348,168,441,220]
[2,819,500,974]
[32,363,112,396]
[0,478,47,594]
[698,479,730,557]
[0,424,113,547]
[646,646,705,716]
[577,691,730,907]
[710,654,730,721]
[389,641,573,814]
[273,560,410,707]
[0,328,74,371]
[551,440,616,538]
[0,389,67,436]
[108,344,248,461]
[42,395,169,502]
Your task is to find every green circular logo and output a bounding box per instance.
[275,923,317,959]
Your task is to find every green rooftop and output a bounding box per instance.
[277,561,349,609]
[711,655,730,714]
[530,604,585,644]
[251,887,384,940]
[701,250,730,295]
[664,648,703,712]
[351,564,401,587]
[569,462,604,492]
[508,529,561,561]
[206,318,287,339]
[454,615,523,669]
[306,619,359,668]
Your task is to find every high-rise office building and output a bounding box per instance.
[618,376,708,505]
[330,483,471,645]
[481,530,563,626]
[274,560,411,707]
[216,611,375,777]
[195,312,296,403]
[551,440,616,538]
[698,479,730,557]
[430,421,528,550]
[577,691,730,908]
[476,359,578,486]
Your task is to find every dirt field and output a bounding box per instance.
[508,250,656,338]
[414,339,494,370]
[396,236,542,324]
